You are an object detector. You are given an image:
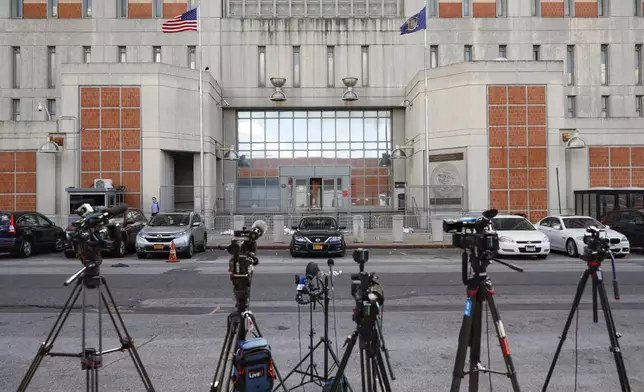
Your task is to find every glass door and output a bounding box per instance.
[322,178,337,210]
[294,178,309,210]
[310,178,322,209]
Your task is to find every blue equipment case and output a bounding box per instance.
[232,337,275,392]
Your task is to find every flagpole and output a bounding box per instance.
[423,0,431,232]
[198,3,205,217]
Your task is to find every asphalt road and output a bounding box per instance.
[1,249,644,392]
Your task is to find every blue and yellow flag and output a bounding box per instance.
[400,7,426,35]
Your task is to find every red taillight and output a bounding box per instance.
[601,219,607,224]
[8,214,16,235]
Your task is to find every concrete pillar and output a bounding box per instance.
[392,215,403,243]
[233,215,244,231]
[353,215,364,243]
[431,219,444,242]
[273,215,284,243]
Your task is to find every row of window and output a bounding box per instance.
[10,0,197,18]
[10,99,56,122]
[566,95,644,118]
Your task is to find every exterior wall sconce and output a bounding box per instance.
[270,77,287,102]
[342,77,358,101]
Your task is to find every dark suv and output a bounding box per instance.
[604,209,644,249]
[0,212,66,258]
[64,207,148,258]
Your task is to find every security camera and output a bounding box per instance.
[37,103,44,112]
[222,99,230,107]
[205,66,210,71]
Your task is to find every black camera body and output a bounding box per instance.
[581,225,620,263]
[443,209,500,259]
[349,249,384,326]
[67,203,125,267]
[226,224,266,310]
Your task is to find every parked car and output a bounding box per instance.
[491,214,550,258]
[135,212,207,259]
[0,212,65,258]
[64,207,148,258]
[536,215,630,258]
[290,216,346,257]
[603,209,644,250]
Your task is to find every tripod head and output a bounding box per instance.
[581,225,622,300]
[225,220,266,311]
[444,210,523,285]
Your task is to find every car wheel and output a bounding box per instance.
[64,250,76,259]
[137,252,147,259]
[54,237,65,252]
[566,239,579,258]
[536,254,548,259]
[182,238,194,259]
[19,239,33,258]
[112,238,126,258]
[290,248,299,258]
[197,234,207,252]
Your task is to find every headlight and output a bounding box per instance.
[175,230,189,237]
[542,236,550,243]
[621,236,627,242]
[499,236,514,243]
[137,231,145,238]
[327,236,342,242]
[294,235,307,242]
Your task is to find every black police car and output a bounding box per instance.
[289,216,346,257]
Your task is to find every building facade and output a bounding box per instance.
[1,0,644,225]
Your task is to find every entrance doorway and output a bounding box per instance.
[290,177,343,211]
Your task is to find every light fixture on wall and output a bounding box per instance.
[561,129,587,150]
[222,145,240,160]
[269,77,287,102]
[341,77,359,101]
[39,136,61,153]
[237,154,251,167]
[391,144,415,159]
[378,153,392,167]
[399,99,413,108]
[37,102,52,121]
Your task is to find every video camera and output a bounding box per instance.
[67,203,128,266]
[226,220,267,310]
[581,225,621,263]
[350,249,384,325]
[443,209,500,259]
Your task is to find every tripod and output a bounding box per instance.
[450,252,523,392]
[275,271,354,391]
[328,261,395,392]
[542,249,631,392]
[16,263,155,392]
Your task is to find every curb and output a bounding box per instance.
[207,244,454,250]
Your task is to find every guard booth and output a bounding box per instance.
[574,188,644,221]
[65,187,125,225]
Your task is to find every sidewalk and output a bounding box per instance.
[206,232,454,249]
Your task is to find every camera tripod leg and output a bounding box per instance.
[329,331,359,392]
[374,350,393,392]
[273,339,326,391]
[468,292,484,392]
[485,287,520,392]
[16,280,83,392]
[542,268,591,392]
[359,346,366,392]
[210,313,239,392]
[595,275,631,392]
[99,279,155,392]
[247,314,289,392]
[325,340,355,392]
[449,290,477,392]
[592,277,599,323]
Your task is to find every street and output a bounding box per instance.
[1,249,643,391]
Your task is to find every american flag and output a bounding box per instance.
[162,8,197,33]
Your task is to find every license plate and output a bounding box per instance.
[312,244,323,250]
[525,245,536,252]
[154,244,164,250]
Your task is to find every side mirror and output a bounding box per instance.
[291,226,298,230]
[553,224,562,230]
[605,225,610,230]
[126,219,136,225]
[339,226,346,230]
[192,222,201,227]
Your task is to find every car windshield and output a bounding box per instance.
[299,218,337,230]
[563,217,604,229]
[492,217,535,231]
[149,214,190,227]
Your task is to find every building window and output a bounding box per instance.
[153,46,161,63]
[429,0,438,16]
[602,96,610,118]
[12,100,20,121]
[47,99,56,120]
[464,45,473,62]
[188,46,196,69]
[12,47,20,89]
[12,0,23,18]
[533,45,541,61]
[498,45,507,59]
[118,46,127,63]
[153,0,162,17]
[463,0,470,16]
[327,46,335,88]
[598,0,607,16]
[532,0,540,16]
[567,45,575,86]
[83,46,91,63]
[567,96,576,118]
[564,0,573,16]
[47,47,56,89]
[293,46,301,88]
[361,46,369,86]
[637,96,643,117]
[430,45,438,68]
[636,44,642,85]
[601,44,609,86]
[636,0,643,17]
[496,0,506,16]
[117,0,127,17]
[83,0,92,17]
[49,0,58,17]
[258,46,266,87]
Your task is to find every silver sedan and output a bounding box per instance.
[135,212,207,259]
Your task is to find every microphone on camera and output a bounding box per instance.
[249,220,267,241]
[305,262,319,280]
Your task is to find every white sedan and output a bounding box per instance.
[491,215,550,258]
[536,215,630,258]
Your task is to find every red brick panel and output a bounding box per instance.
[163,1,187,17]
[631,147,644,167]
[528,127,547,146]
[633,168,644,187]
[574,2,598,17]
[611,168,631,188]
[23,3,47,18]
[541,2,564,17]
[610,147,630,167]
[589,168,609,187]
[488,86,507,105]
[587,145,644,188]
[0,151,37,211]
[81,88,100,107]
[489,127,508,147]
[59,3,83,18]
[128,2,153,18]
[490,191,508,211]
[589,147,609,167]
[472,3,495,17]
[439,3,462,17]
[508,87,527,105]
